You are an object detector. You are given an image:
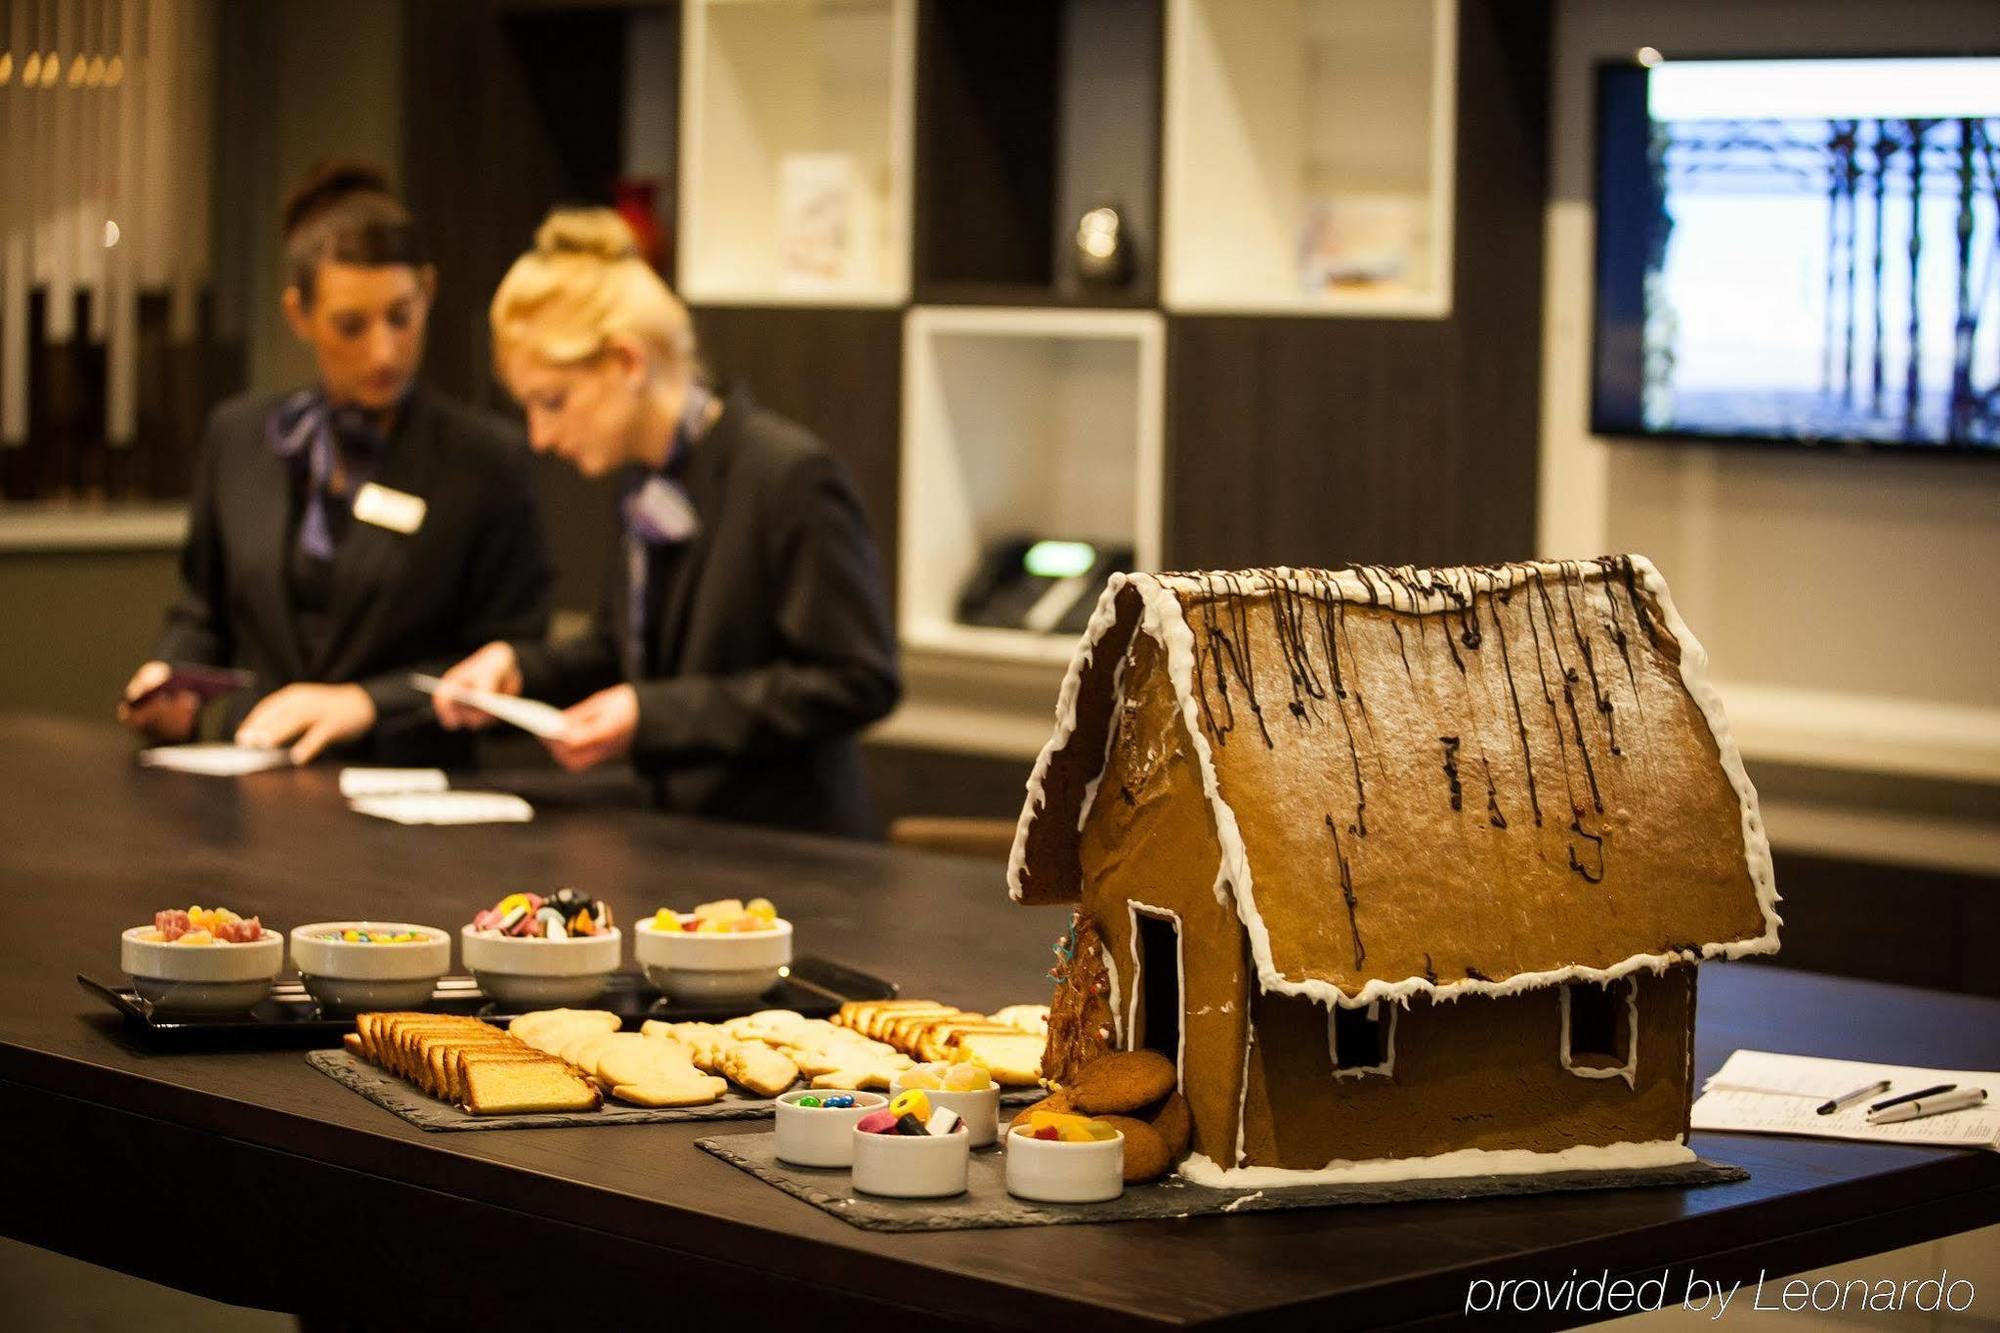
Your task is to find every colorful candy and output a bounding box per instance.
[895,1061,994,1092]
[327,928,427,944]
[140,906,263,945]
[650,897,781,935]
[470,888,613,940]
[887,1088,931,1121]
[1018,1110,1119,1143]
[824,1095,855,1109]
[858,1102,967,1136]
[796,1095,823,1108]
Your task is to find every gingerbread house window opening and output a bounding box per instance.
[1560,979,1637,1087]
[1326,1000,1396,1079]
[1126,902,1185,1084]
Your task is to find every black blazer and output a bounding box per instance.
[156,386,552,765]
[513,388,899,838]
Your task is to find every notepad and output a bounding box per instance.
[348,791,534,826]
[1691,1050,1999,1151]
[409,674,571,740]
[338,767,450,798]
[137,743,293,776]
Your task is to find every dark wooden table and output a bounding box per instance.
[2,716,1995,1330]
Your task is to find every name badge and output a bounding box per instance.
[352,483,427,535]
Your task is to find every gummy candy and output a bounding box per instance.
[898,1066,943,1091]
[1021,1110,1118,1142]
[887,1089,931,1121]
[855,1110,899,1135]
[942,1063,992,1092]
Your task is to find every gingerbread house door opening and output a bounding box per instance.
[1128,906,1184,1079]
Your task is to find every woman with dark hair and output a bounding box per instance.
[118,161,552,765]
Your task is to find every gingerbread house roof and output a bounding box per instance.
[1007,557,1780,1008]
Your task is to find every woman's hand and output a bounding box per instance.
[543,684,637,772]
[118,661,200,743]
[235,683,377,764]
[434,641,522,730]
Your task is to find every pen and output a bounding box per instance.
[1870,1083,1955,1113]
[1864,1072,1960,1104]
[1868,1088,1988,1125]
[1817,1079,1890,1115]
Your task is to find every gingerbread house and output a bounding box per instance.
[1009,557,1779,1186]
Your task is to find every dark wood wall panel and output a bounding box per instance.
[1165,0,1550,572]
[687,306,904,604]
[913,1,1063,291]
[402,2,656,615]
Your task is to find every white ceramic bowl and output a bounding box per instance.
[290,922,451,1010]
[121,924,284,1015]
[773,1090,889,1167]
[888,1076,1001,1148]
[850,1122,971,1198]
[1004,1125,1125,1203]
[460,924,622,1007]
[633,916,792,1005]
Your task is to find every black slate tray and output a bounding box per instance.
[78,955,896,1049]
[696,1132,1750,1232]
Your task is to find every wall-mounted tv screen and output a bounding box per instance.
[1593,56,2000,453]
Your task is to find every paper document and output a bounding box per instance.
[338,767,449,798]
[409,674,570,740]
[348,791,534,826]
[138,744,292,776]
[1692,1050,1999,1151]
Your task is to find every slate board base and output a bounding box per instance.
[308,1050,1041,1131]
[695,1132,1750,1231]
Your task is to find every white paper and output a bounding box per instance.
[347,791,534,826]
[338,768,449,798]
[1692,1050,1999,1151]
[138,743,293,776]
[409,674,570,741]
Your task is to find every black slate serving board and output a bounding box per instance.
[694,1132,1750,1232]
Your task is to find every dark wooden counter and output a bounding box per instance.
[1,716,1995,1329]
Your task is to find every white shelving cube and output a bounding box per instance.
[679,0,914,306]
[1162,0,1457,318]
[900,307,1166,665]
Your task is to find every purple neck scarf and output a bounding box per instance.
[621,384,712,679]
[267,388,393,560]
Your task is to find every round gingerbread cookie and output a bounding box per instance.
[1066,1050,1176,1114]
[1095,1114,1172,1182]
[1146,1090,1192,1158]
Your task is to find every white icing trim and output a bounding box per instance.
[1007,578,1131,902]
[1126,901,1186,1093]
[1233,1018,1253,1167]
[1559,980,1638,1090]
[1631,554,1784,956]
[1327,1000,1398,1080]
[1178,1138,1696,1188]
[1099,939,1124,1049]
[1007,561,1782,1009]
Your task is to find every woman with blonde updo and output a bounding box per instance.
[435,209,899,837]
